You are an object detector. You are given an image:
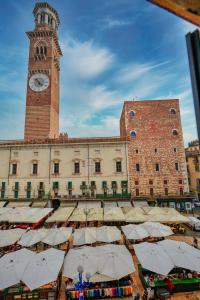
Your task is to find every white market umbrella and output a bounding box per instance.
[73,228,97,246]
[141,222,173,237]
[0,229,26,248]
[121,224,149,240]
[42,227,72,246]
[97,244,135,280]
[63,246,98,280]
[96,226,121,243]
[0,248,35,289]
[134,242,174,276]
[18,229,48,247]
[159,240,200,272]
[22,248,65,290]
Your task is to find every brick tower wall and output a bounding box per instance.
[120,99,189,197]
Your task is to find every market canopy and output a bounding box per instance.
[104,207,125,222]
[46,207,74,223]
[68,208,86,222]
[0,248,35,289]
[134,242,174,276]
[103,202,118,208]
[0,208,53,224]
[117,201,132,207]
[22,248,65,290]
[31,201,48,208]
[159,240,200,272]
[97,244,135,280]
[87,208,103,221]
[18,229,48,247]
[64,246,98,280]
[7,202,31,208]
[73,227,97,245]
[123,207,148,223]
[0,229,26,247]
[0,201,6,208]
[121,224,149,240]
[42,227,72,246]
[96,226,121,243]
[141,222,173,237]
[60,201,77,207]
[77,201,101,208]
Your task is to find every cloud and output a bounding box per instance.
[101,17,132,29]
[115,61,170,84]
[60,35,114,80]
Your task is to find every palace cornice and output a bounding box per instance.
[0,136,130,148]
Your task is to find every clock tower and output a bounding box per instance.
[24,2,62,140]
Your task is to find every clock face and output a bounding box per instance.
[29,73,49,92]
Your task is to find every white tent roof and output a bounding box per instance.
[87,208,103,221]
[117,201,132,207]
[7,202,31,208]
[0,248,36,289]
[134,242,174,275]
[121,224,149,240]
[77,201,101,208]
[123,207,148,223]
[0,201,6,208]
[31,201,48,208]
[0,208,53,224]
[68,208,86,222]
[73,227,97,245]
[133,201,149,208]
[159,240,200,272]
[64,246,98,280]
[60,201,77,207]
[141,222,173,237]
[104,207,125,222]
[0,229,26,247]
[46,207,74,223]
[96,226,121,243]
[42,227,72,246]
[96,244,135,280]
[103,202,118,208]
[22,248,65,290]
[18,229,48,247]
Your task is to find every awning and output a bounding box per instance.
[60,201,77,207]
[103,202,118,208]
[31,201,48,208]
[87,208,103,221]
[133,201,149,208]
[104,207,125,222]
[7,202,31,208]
[77,201,101,208]
[0,201,6,208]
[46,207,74,223]
[68,208,86,222]
[0,229,26,247]
[117,201,132,207]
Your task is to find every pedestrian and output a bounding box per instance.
[193,237,198,249]
[134,293,140,300]
[142,289,148,300]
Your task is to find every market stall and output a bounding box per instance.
[45,207,74,224]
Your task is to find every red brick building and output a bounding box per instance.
[120,99,189,197]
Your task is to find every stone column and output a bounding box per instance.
[37,14,41,24]
[45,13,48,24]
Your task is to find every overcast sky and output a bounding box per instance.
[0,0,198,145]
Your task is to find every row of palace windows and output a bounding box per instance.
[134,179,183,185]
[130,129,179,138]
[135,187,184,196]
[11,160,123,176]
[134,147,178,154]
[129,108,177,119]
[134,162,180,172]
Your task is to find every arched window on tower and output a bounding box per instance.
[41,14,45,23]
[36,47,39,54]
[40,47,43,55]
[44,46,47,55]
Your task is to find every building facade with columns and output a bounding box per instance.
[0,2,189,201]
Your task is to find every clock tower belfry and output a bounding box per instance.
[24,2,62,140]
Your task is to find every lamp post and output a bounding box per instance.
[74,265,91,300]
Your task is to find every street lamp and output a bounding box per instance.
[74,265,91,300]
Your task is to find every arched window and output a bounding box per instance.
[172,129,178,136]
[44,46,47,55]
[36,47,39,54]
[130,130,136,137]
[41,14,45,23]
[40,47,43,54]
[130,111,135,118]
[170,108,176,114]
